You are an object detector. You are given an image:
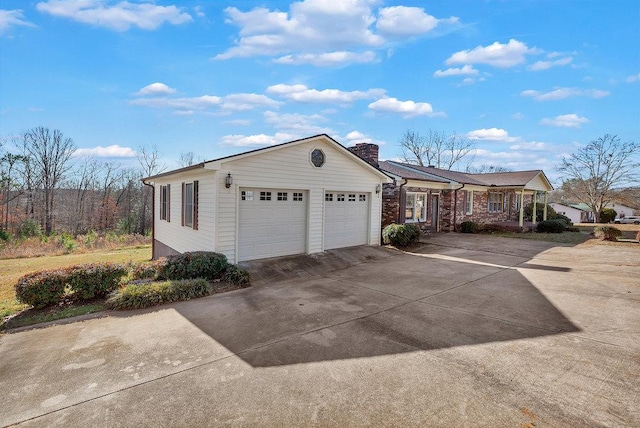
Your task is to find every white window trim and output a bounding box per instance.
[465,190,473,215]
[405,192,427,222]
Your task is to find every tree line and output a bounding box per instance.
[0,126,168,238]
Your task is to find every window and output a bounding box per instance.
[337,194,345,201]
[359,194,366,202]
[277,192,288,201]
[293,192,303,201]
[325,193,333,201]
[182,181,198,229]
[405,193,427,222]
[160,184,170,222]
[488,192,503,213]
[260,191,271,201]
[348,194,356,201]
[241,190,254,201]
[464,191,473,215]
[311,149,325,167]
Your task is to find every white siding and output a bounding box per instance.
[549,203,582,224]
[154,169,217,254]
[526,174,552,191]
[216,138,384,262]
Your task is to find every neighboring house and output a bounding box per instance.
[143,135,391,263]
[549,203,590,224]
[607,203,636,218]
[347,144,553,232]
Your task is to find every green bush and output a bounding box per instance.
[536,220,565,233]
[460,221,479,233]
[594,225,622,241]
[129,259,165,281]
[58,232,77,253]
[599,208,617,223]
[524,202,557,222]
[549,213,572,227]
[0,229,10,241]
[67,263,129,300]
[382,223,421,247]
[17,218,43,239]
[222,265,251,286]
[105,279,212,310]
[15,269,68,309]
[161,251,228,280]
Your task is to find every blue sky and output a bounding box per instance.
[1,0,638,182]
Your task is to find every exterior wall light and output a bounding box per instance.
[225,172,233,188]
[375,184,381,194]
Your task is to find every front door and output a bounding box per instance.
[431,194,439,231]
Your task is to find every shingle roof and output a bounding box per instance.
[467,170,544,187]
[378,161,449,183]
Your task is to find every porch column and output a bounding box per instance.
[543,191,548,221]
[519,191,525,227]
[532,191,537,224]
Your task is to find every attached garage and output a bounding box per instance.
[324,192,370,250]
[145,134,391,263]
[238,188,307,261]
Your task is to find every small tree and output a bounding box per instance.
[599,208,617,223]
[557,134,639,223]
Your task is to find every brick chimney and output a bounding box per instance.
[348,143,379,167]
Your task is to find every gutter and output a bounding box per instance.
[142,179,155,260]
[452,183,465,232]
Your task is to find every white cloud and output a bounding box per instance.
[541,114,589,128]
[224,119,252,126]
[214,1,456,63]
[136,82,176,96]
[466,128,518,142]
[220,132,298,147]
[446,39,539,68]
[129,95,221,111]
[521,87,610,101]
[528,56,572,71]
[509,142,546,151]
[512,112,524,120]
[263,111,331,135]
[267,84,385,104]
[376,6,438,36]
[626,73,640,83]
[273,51,377,66]
[0,9,36,33]
[74,145,136,158]
[36,0,192,31]
[368,97,434,118]
[344,130,386,146]
[433,64,479,77]
[221,94,281,111]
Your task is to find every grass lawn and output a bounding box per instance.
[0,246,151,321]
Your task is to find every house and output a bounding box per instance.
[607,203,636,218]
[549,203,591,224]
[143,135,391,263]
[347,144,554,231]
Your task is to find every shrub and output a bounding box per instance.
[58,232,77,253]
[67,263,129,300]
[15,269,68,308]
[105,278,212,310]
[599,208,617,223]
[222,265,251,286]
[594,225,622,241]
[524,202,557,222]
[536,220,565,233]
[549,213,572,227]
[460,221,478,233]
[161,252,228,280]
[382,223,421,247]
[18,219,43,239]
[129,259,165,281]
[0,229,10,242]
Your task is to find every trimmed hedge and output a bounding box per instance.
[106,279,212,310]
[460,221,478,233]
[161,252,228,280]
[594,225,622,241]
[67,263,128,300]
[15,270,68,309]
[382,223,421,247]
[536,220,565,233]
[222,264,251,286]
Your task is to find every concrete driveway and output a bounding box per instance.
[1,235,639,427]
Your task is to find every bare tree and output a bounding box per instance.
[558,134,639,222]
[1,153,28,231]
[400,129,475,170]
[178,151,203,167]
[137,145,166,235]
[466,164,512,174]
[20,127,76,234]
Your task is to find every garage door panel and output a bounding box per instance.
[238,188,307,261]
[324,192,369,250]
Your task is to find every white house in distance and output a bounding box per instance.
[549,203,592,224]
[143,135,391,263]
[608,203,636,218]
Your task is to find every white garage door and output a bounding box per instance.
[238,189,307,261]
[324,192,369,250]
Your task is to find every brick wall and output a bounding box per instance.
[347,143,379,167]
[382,183,400,228]
[454,190,537,227]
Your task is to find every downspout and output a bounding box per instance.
[453,183,465,232]
[142,179,155,260]
[398,178,408,223]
